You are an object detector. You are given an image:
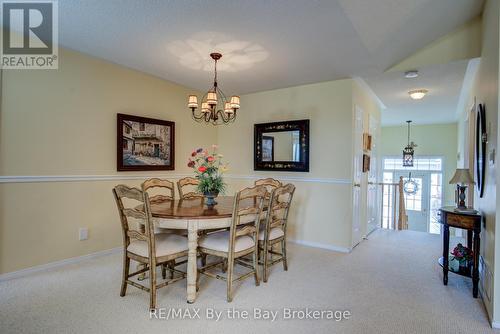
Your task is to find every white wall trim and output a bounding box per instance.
[0,174,352,185]
[289,239,352,253]
[0,174,193,184]
[225,174,351,184]
[0,241,351,281]
[0,247,121,282]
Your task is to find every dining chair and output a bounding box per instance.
[258,183,296,282]
[177,177,203,200]
[197,185,268,302]
[112,185,188,310]
[255,178,282,198]
[142,178,175,202]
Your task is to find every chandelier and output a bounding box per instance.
[402,120,417,167]
[187,53,240,125]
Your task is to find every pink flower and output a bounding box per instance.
[207,156,214,163]
[198,166,207,173]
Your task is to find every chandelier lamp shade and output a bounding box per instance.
[187,53,240,125]
[402,120,417,167]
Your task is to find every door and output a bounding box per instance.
[154,144,160,157]
[352,106,364,247]
[366,115,379,235]
[394,171,430,232]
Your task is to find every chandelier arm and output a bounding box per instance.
[192,110,206,121]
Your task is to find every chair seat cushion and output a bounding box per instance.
[127,234,188,258]
[199,231,255,253]
[259,227,285,240]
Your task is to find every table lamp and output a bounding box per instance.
[449,168,474,209]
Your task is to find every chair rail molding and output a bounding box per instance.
[0,174,352,185]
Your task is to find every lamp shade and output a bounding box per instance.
[449,168,474,185]
[206,91,217,105]
[188,95,198,108]
[201,102,210,113]
[224,102,234,114]
[230,96,240,109]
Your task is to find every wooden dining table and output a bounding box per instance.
[149,196,239,303]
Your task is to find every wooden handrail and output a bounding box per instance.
[378,177,408,230]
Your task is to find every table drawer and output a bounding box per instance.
[446,213,475,229]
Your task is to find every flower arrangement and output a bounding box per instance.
[187,145,228,200]
[451,243,473,266]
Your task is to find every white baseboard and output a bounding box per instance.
[0,247,121,282]
[289,239,351,253]
[1,240,350,282]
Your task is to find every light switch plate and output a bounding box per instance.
[79,228,88,241]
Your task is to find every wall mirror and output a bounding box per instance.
[254,119,309,172]
[476,103,486,198]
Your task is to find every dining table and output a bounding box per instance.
[149,196,242,303]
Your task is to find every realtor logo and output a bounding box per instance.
[1,0,58,69]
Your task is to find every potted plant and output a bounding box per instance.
[450,243,473,273]
[188,145,228,207]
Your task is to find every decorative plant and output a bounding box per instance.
[187,145,228,195]
[450,243,473,265]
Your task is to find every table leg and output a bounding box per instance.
[467,230,473,251]
[187,220,198,303]
[473,228,480,298]
[443,224,449,285]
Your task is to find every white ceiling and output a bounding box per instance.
[55,0,483,96]
[365,60,470,126]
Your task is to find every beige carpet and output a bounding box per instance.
[0,229,494,334]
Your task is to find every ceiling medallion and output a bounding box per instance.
[402,120,417,167]
[187,53,240,125]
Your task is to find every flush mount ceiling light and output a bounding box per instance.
[408,89,428,100]
[187,53,240,125]
[404,70,419,79]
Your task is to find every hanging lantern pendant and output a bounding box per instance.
[402,120,415,167]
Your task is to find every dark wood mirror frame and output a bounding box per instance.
[476,103,486,198]
[254,119,310,172]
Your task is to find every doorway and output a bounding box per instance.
[382,157,443,234]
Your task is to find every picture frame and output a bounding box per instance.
[117,113,175,171]
[363,133,372,151]
[362,154,370,172]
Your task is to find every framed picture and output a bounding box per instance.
[362,154,370,172]
[117,113,175,171]
[261,135,275,162]
[363,133,372,151]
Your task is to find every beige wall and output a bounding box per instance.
[380,123,458,207]
[457,0,499,323]
[0,48,217,274]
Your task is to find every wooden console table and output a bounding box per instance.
[438,206,482,298]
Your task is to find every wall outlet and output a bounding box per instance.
[79,228,89,241]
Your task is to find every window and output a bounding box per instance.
[383,157,442,171]
[429,173,442,234]
[139,123,145,131]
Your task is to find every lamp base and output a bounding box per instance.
[456,184,467,209]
